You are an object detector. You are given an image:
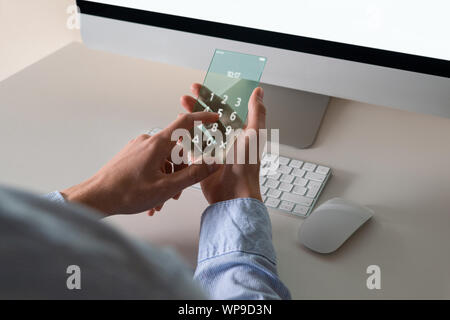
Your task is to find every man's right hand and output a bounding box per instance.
[180,83,266,204]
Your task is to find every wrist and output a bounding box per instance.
[233,188,262,202]
[236,176,262,201]
[207,182,262,204]
[61,174,111,216]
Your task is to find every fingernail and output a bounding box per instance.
[257,87,264,99]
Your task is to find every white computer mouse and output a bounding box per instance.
[298,197,373,254]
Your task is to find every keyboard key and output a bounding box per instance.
[261,160,274,170]
[260,177,267,185]
[316,165,330,175]
[302,162,317,171]
[260,167,269,176]
[288,159,303,168]
[267,188,282,198]
[293,177,308,186]
[280,201,295,212]
[263,153,278,162]
[279,182,293,192]
[265,179,280,188]
[305,171,326,182]
[261,162,279,176]
[278,165,292,174]
[280,174,294,183]
[292,168,306,177]
[281,192,314,206]
[260,186,268,195]
[192,183,201,189]
[265,197,280,208]
[306,187,320,198]
[262,195,267,202]
[292,186,307,195]
[307,180,322,188]
[278,156,290,165]
[293,205,309,216]
[267,172,281,180]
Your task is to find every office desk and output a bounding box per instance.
[1,43,450,299]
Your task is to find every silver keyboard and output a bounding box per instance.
[258,154,331,217]
[192,153,331,218]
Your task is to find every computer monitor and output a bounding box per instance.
[76,0,450,148]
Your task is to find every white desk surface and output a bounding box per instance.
[1,43,449,299]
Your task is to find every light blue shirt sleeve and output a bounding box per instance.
[194,198,291,300]
[45,190,66,203]
[44,191,291,299]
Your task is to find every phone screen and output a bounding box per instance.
[190,49,266,160]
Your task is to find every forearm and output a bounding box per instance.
[44,184,110,218]
[194,198,291,300]
[44,175,109,213]
[60,174,113,216]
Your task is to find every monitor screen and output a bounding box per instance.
[78,0,450,77]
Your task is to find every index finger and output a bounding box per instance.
[160,112,219,140]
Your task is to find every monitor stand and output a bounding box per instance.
[260,83,330,149]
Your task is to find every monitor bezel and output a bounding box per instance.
[77,0,450,78]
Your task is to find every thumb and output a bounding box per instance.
[164,160,221,193]
[247,87,266,130]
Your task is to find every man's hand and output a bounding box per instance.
[61,112,221,216]
[181,83,266,204]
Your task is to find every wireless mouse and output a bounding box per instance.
[298,197,373,253]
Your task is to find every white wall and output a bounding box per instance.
[0,0,81,81]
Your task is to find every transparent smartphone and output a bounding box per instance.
[190,49,266,160]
